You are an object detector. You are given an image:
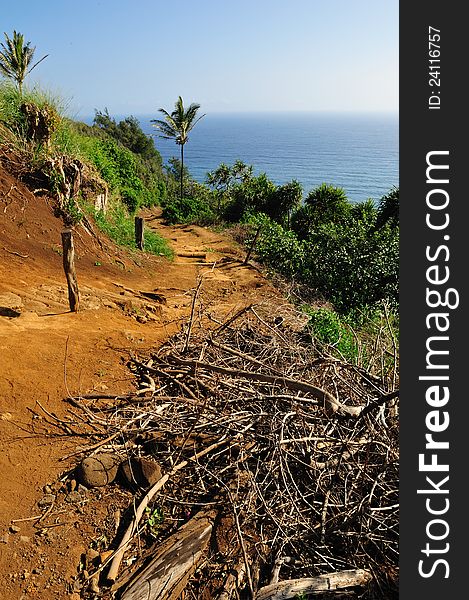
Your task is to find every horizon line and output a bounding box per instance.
[75,108,399,121]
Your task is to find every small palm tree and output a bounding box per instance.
[0,31,48,96]
[151,96,205,200]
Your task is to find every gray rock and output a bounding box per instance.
[37,494,56,508]
[65,491,83,504]
[77,453,120,488]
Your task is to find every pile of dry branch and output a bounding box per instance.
[68,304,399,600]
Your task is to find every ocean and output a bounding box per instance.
[136,112,398,204]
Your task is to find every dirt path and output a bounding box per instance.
[0,170,281,598]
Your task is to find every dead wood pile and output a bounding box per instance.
[68,305,399,599]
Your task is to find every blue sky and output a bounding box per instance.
[2,0,398,119]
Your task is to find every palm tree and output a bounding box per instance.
[0,31,48,96]
[151,96,205,200]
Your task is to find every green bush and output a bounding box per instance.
[302,218,399,312]
[247,213,305,278]
[162,195,215,225]
[245,188,399,314]
[292,183,351,240]
[78,137,163,213]
[94,110,162,163]
[304,303,398,368]
[305,307,358,361]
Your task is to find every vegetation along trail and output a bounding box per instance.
[1,29,398,599]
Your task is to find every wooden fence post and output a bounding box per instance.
[61,230,80,312]
[135,217,144,251]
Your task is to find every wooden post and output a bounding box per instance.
[61,230,80,312]
[135,217,144,251]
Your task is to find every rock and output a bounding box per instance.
[65,491,83,504]
[77,453,120,488]
[9,525,20,534]
[0,292,23,309]
[38,494,56,508]
[120,457,162,490]
[0,533,10,543]
[19,536,30,543]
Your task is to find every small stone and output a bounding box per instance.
[43,484,53,495]
[32,568,40,574]
[69,479,77,492]
[65,491,82,504]
[0,533,10,543]
[9,525,20,534]
[77,453,120,488]
[19,536,30,543]
[38,494,55,508]
[120,457,162,489]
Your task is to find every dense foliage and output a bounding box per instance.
[94,109,161,162]
[156,153,399,315]
[0,83,172,257]
[248,187,399,313]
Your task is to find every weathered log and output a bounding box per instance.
[119,509,217,600]
[256,569,372,600]
[61,230,79,312]
[135,217,144,251]
[176,251,207,259]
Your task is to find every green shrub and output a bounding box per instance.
[305,307,358,362]
[162,195,215,225]
[302,218,399,312]
[78,137,164,213]
[304,303,398,369]
[292,183,351,240]
[246,213,305,278]
[245,189,398,314]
